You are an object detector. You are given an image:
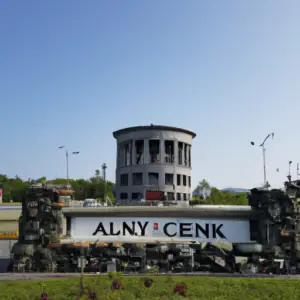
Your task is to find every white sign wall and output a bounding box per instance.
[70,217,251,244]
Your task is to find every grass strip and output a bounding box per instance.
[0,275,299,300]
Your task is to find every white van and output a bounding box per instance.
[83,199,102,207]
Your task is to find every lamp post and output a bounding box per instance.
[102,163,107,202]
[58,146,80,182]
[287,160,292,182]
[251,132,274,187]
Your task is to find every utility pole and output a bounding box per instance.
[66,150,69,181]
[251,132,274,187]
[288,160,292,181]
[102,163,107,203]
[58,146,80,183]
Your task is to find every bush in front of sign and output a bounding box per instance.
[40,293,48,300]
[144,278,153,288]
[111,279,122,291]
[173,283,187,297]
[87,287,99,300]
[40,284,48,300]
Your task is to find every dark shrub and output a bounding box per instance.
[144,278,153,288]
[111,279,122,290]
[174,283,187,297]
[40,293,48,300]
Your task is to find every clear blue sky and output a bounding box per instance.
[1,1,299,190]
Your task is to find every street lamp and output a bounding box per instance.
[287,160,292,182]
[58,146,80,182]
[250,132,274,187]
[101,163,107,201]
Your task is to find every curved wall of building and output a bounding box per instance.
[113,126,196,202]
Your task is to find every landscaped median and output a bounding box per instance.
[0,275,299,300]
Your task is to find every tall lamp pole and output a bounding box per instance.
[251,132,274,187]
[287,160,293,181]
[58,146,80,182]
[102,163,107,201]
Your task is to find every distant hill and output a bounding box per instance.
[193,186,249,196]
[221,188,250,194]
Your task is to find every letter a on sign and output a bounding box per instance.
[153,222,158,230]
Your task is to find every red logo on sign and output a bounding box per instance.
[153,222,158,230]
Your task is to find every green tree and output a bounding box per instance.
[198,179,211,201]
[190,179,248,206]
[199,179,210,191]
[0,173,115,203]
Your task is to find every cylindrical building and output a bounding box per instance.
[113,125,196,202]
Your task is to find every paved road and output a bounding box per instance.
[0,273,81,281]
[0,272,300,281]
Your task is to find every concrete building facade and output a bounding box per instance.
[113,125,196,201]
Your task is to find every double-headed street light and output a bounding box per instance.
[251,132,274,187]
[58,146,80,182]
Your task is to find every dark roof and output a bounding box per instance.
[113,125,196,139]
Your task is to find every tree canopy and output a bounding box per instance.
[0,171,115,203]
[0,174,248,205]
[191,179,248,205]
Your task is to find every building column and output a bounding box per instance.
[132,140,136,165]
[116,143,120,168]
[159,169,165,189]
[143,171,148,186]
[180,144,184,165]
[160,139,165,164]
[183,143,187,166]
[144,139,149,164]
[174,140,178,165]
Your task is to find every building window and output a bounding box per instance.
[132,173,143,185]
[120,174,128,186]
[164,140,174,163]
[183,175,187,186]
[177,193,181,201]
[135,140,144,164]
[149,140,160,163]
[177,174,181,186]
[178,142,183,165]
[188,176,191,187]
[183,193,187,201]
[188,145,191,167]
[167,192,175,200]
[132,193,140,200]
[148,172,159,186]
[120,193,128,200]
[165,173,174,185]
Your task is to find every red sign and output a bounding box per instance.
[153,222,158,230]
[146,191,164,201]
